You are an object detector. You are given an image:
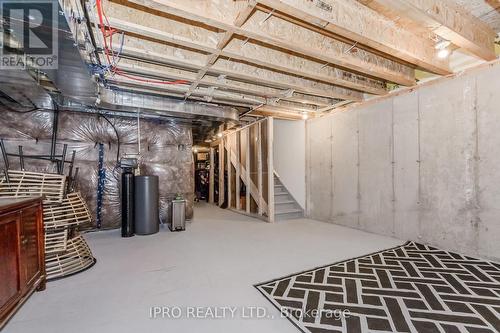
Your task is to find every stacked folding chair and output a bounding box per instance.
[0,170,96,280]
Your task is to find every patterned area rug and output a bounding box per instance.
[255,242,500,333]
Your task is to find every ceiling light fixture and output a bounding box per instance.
[437,48,450,59]
[217,132,223,138]
[435,40,451,50]
[435,40,451,59]
[301,112,309,120]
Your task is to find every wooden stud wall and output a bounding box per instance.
[213,118,273,221]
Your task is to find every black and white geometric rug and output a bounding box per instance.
[255,242,500,333]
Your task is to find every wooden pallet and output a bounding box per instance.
[0,170,66,203]
[43,192,92,229]
[45,228,69,255]
[45,235,95,280]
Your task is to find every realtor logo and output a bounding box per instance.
[1,0,58,69]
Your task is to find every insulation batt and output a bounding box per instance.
[0,109,194,229]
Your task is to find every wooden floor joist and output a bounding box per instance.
[358,0,497,61]
[103,17,364,101]
[183,0,257,99]
[257,0,452,75]
[124,0,413,87]
[116,45,341,107]
[90,0,494,118]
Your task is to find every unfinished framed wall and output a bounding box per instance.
[214,117,274,222]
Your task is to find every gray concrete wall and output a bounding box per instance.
[306,61,500,261]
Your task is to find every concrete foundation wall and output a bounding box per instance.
[274,119,306,208]
[306,61,500,261]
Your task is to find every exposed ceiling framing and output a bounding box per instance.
[84,0,498,119]
[359,0,497,61]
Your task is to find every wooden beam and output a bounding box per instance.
[116,61,272,101]
[219,139,225,207]
[245,128,251,213]
[267,117,275,222]
[257,122,263,215]
[116,47,287,97]
[235,132,241,211]
[222,38,387,95]
[258,0,452,75]
[125,0,409,87]
[252,108,304,120]
[209,147,215,204]
[107,81,258,108]
[111,62,326,111]
[358,0,497,61]
[211,59,362,101]
[226,137,232,209]
[235,0,258,27]
[109,76,264,106]
[104,17,363,100]
[184,1,257,98]
[118,78,263,104]
[117,48,341,107]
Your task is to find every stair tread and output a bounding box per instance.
[275,200,295,205]
[274,192,289,196]
[275,208,303,215]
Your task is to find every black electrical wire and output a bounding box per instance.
[0,100,39,113]
[50,99,59,160]
[0,92,41,113]
[0,90,49,114]
[98,113,121,164]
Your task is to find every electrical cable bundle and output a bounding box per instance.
[94,0,188,85]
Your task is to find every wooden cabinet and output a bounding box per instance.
[0,198,45,329]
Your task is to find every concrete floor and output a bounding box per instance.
[4,203,402,333]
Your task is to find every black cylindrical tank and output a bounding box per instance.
[121,170,135,237]
[134,175,159,235]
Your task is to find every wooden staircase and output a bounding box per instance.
[274,173,304,220]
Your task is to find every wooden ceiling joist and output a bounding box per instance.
[114,45,347,105]
[252,107,304,120]
[102,17,364,101]
[222,37,387,95]
[103,3,388,96]
[211,58,363,101]
[183,1,257,99]
[110,78,319,113]
[109,60,324,111]
[123,0,414,87]
[358,0,497,61]
[114,60,284,100]
[111,76,266,105]
[257,0,452,75]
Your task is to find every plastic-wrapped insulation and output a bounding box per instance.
[0,108,194,229]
